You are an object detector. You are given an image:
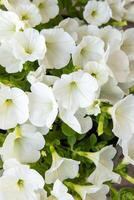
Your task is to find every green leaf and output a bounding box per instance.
[67,135,77,149]
[89,134,97,147]
[119,188,134,200]
[62,123,76,136]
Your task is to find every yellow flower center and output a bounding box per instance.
[4,99,13,106]
[21,14,29,21]
[17,179,24,189]
[91,10,97,17]
[15,125,22,138]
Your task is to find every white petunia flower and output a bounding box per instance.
[12,28,46,62]
[0,41,24,73]
[86,100,101,116]
[27,66,59,86]
[74,184,109,200]
[40,28,75,69]
[124,3,134,23]
[121,134,134,165]
[12,1,42,27]
[0,85,29,130]
[33,0,59,24]
[107,49,129,83]
[29,82,58,128]
[0,123,45,163]
[78,146,120,186]
[58,18,79,41]
[107,0,125,21]
[45,148,80,184]
[84,61,109,86]
[83,0,112,26]
[2,0,29,10]
[87,146,121,186]
[48,179,74,200]
[99,25,122,52]
[0,159,44,200]
[0,10,24,41]
[59,108,93,134]
[53,70,98,112]
[75,24,99,44]
[72,36,105,67]
[121,28,134,61]
[100,77,124,105]
[36,189,48,200]
[110,94,134,139]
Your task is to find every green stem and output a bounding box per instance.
[97,113,105,136]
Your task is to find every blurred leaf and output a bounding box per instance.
[119,188,134,200]
[62,123,76,137]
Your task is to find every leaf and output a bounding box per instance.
[119,188,134,200]
[89,133,97,147]
[62,123,76,137]
[67,135,77,149]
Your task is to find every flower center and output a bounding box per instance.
[21,14,29,21]
[80,47,88,56]
[91,10,97,17]
[15,125,22,138]
[25,47,33,55]
[70,81,77,90]
[5,99,13,106]
[91,73,97,78]
[17,179,24,189]
[38,2,45,9]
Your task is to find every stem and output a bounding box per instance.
[97,113,105,136]
[122,174,134,184]
[115,162,134,184]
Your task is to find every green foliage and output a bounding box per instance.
[0,61,38,91]
[119,188,134,200]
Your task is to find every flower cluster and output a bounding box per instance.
[0,0,134,199]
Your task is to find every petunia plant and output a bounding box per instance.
[0,0,134,199]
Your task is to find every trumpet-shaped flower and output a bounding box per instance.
[29,82,58,128]
[45,148,80,184]
[0,123,45,163]
[12,28,46,62]
[99,25,122,52]
[0,10,24,41]
[0,159,44,200]
[110,95,134,139]
[2,0,29,10]
[121,28,134,61]
[36,189,47,200]
[40,28,75,69]
[100,77,124,104]
[107,49,129,83]
[59,108,93,134]
[72,36,105,67]
[0,41,24,73]
[83,0,112,26]
[84,61,109,86]
[124,3,134,23]
[27,66,59,86]
[33,0,59,24]
[58,18,79,41]
[78,146,120,186]
[0,85,29,130]
[48,179,74,200]
[107,0,125,21]
[87,146,120,185]
[73,184,109,200]
[13,1,42,27]
[86,100,101,116]
[121,134,134,165]
[53,70,98,112]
